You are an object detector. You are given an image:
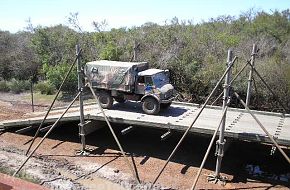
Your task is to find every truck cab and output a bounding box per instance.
[136,69,174,114]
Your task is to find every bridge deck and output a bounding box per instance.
[1,102,289,147]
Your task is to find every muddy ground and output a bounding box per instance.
[0,92,290,189]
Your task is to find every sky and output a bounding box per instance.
[0,0,289,33]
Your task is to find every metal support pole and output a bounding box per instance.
[213,49,233,180]
[76,45,86,153]
[87,83,140,183]
[13,92,81,176]
[233,91,290,164]
[25,49,82,155]
[211,62,248,106]
[246,44,257,107]
[191,104,230,190]
[151,56,237,186]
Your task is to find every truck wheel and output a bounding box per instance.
[98,91,113,109]
[114,97,126,103]
[160,102,172,109]
[142,97,160,115]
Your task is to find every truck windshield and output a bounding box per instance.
[152,72,169,87]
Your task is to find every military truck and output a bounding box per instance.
[84,60,175,115]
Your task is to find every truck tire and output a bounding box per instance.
[114,96,126,103]
[160,102,172,109]
[142,97,160,115]
[98,91,113,109]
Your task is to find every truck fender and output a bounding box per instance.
[141,94,160,103]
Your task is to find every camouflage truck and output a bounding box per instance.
[84,60,175,115]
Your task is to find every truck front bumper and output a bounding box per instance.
[160,96,176,104]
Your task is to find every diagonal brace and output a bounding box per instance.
[13,91,82,176]
[88,83,140,183]
[247,61,288,114]
[233,91,290,164]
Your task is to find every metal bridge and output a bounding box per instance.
[1,101,289,147]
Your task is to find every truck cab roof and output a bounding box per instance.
[86,60,147,68]
[138,69,164,76]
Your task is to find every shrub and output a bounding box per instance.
[0,81,10,92]
[8,78,25,94]
[21,80,31,91]
[6,79,32,94]
[99,42,123,61]
[35,81,55,95]
[43,63,78,93]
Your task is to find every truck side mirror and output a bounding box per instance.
[164,69,170,78]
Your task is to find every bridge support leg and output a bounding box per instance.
[245,44,257,107]
[75,45,89,156]
[208,49,233,185]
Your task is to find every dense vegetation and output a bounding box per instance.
[0,9,289,111]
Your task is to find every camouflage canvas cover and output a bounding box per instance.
[85,60,148,92]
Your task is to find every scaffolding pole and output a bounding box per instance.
[208,49,233,184]
[211,61,248,106]
[76,45,86,154]
[245,44,257,107]
[191,104,230,190]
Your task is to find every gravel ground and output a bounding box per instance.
[0,92,289,189]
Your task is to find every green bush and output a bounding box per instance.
[42,63,78,93]
[35,81,55,95]
[22,80,31,91]
[7,79,25,94]
[0,81,10,92]
[99,42,123,61]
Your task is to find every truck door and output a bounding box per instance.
[135,76,145,94]
[136,76,154,94]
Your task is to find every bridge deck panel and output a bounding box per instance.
[1,102,289,147]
